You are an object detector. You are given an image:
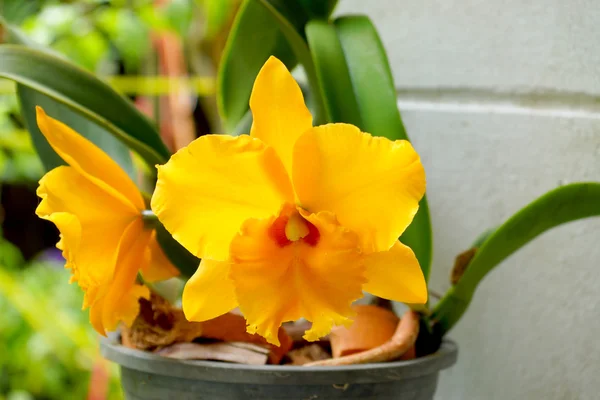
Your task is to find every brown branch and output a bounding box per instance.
[304,310,420,366]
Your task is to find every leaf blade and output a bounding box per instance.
[432,182,600,334]
[2,17,134,175]
[305,20,362,126]
[18,87,135,177]
[0,45,169,168]
[322,15,433,280]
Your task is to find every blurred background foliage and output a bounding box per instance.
[0,251,123,400]
[0,0,240,398]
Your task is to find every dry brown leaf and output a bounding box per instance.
[155,342,269,365]
[124,294,203,350]
[451,247,478,285]
[330,305,399,358]
[123,294,292,364]
[305,311,420,366]
[282,320,325,344]
[200,312,292,364]
[286,344,331,366]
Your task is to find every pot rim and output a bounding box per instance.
[100,337,458,385]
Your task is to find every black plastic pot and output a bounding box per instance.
[100,338,457,400]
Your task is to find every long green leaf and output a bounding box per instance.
[306,15,433,280]
[0,45,169,168]
[1,18,135,174]
[217,0,336,132]
[432,182,600,335]
[335,17,432,280]
[305,20,362,126]
[297,0,338,20]
[18,90,136,176]
[402,198,433,281]
[217,0,294,132]
[334,17,406,140]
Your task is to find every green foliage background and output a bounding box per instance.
[0,245,123,400]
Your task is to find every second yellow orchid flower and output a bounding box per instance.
[152,57,428,346]
[35,107,179,335]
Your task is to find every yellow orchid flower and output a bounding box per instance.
[34,107,179,335]
[151,56,427,346]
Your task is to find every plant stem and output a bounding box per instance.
[141,209,158,229]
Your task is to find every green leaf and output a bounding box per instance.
[471,226,497,248]
[154,224,200,279]
[217,0,293,132]
[432,182,600,335]
[18,90,137,176]
[306,15,433,280]
[217,0,337,132]
[0,45,169,168]
[334,17,405,140]
[0,18,134,175]
[297,0,338,20]
[305,20,361,126]
[401,198,433,281]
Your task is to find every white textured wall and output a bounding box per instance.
[336,1,600,399]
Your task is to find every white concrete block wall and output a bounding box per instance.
[336,1,600,399]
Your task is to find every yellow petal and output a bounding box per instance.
[182,259,238,322]
[69,220,150,335]
[103,282,149,331]
[83,284,104,311]
[47,212,79,271]
[140,231,180,282]
[73,219,153,335]
[49,212,92,301]
[89,296,106,335]
[250,56,313,175]
[293,123,426,253]
[230,210,365,346]
[36,107,143,212]
[363,241,428,304]
[36,166,136,287]
[100,220,151,332]
[36,167,135,221]
[152,134,293,260]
